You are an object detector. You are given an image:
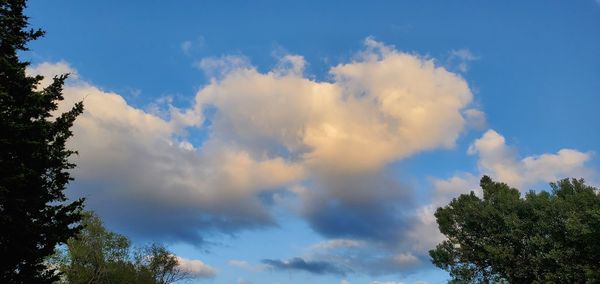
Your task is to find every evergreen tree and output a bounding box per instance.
[430,176,600,283]
[0,0,84,282]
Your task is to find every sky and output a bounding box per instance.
[23,1,600,283]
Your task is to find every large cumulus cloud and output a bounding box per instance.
[196,38,474,173]
[193,39,476,246]
[28,62,304,244]
[29,39,478,262]
[30,39,596,277]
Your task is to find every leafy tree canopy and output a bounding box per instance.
[430,176,600,283]
[52,212,191,284]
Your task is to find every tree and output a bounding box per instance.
[54,212,191,284]
[135,244,190,284]
[0,0,85,282]
[54,212,143,284]
[429,176,600,283]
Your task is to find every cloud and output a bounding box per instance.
[449,49,478,61]
[26,61,79,89]
[430,173,480,205]
[429,130,593,205]
[227,259,268,272]
[298,238,423,276]
[196,37,474,174]
[299,173,413,242]
[468,129,593,188]
[393,253,419,266]
[181,36,205,55]
[28,38,478,253]
[196,55,251,79]
[262,257,347,275]
[228,259,251,269]
[447,49,479,73]
[176,256,216,278]
[181,41,192,54]
[309,239,364,251]
[29,39,596,279]
[28,61,304,244]
[193,38,477,247]
[463,108,486,130]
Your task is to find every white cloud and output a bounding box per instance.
[309,239,364,251]
[27,39,482,276]
[26,61,79,89]
[227,259,269,272]
[189,39,480,252]
[228,259,251,268]
[275,54,306,76]
[447,49,479,73]
[28,38,597,279]
[468,129,593,188]
[175,256,216,278]
[196,55,251,79]
[463,108,486,130]
[28,39,483,260]
[181,40,192,54]
[404,205,445,254]
[393,253,419,265]
[449,49,478,61]
[28,62,305,242]
[430,173,480,205]
[28,36,598,280]
[181,36,205,55]
[195,38,474,174]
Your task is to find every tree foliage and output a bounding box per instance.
[135,244,190,284]
[53,212,191,284]
[0,0,84,282]
[429,176,600,283]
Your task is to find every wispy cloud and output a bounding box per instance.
[180,36,205,55]
[446,48,479,73]
[262,257,347,275]
[227,259,269,272]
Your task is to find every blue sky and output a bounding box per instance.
[24,1,600,283]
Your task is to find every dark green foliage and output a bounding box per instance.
[429,176,600,283]
[53,213,189,284]
[0,0,84,282]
